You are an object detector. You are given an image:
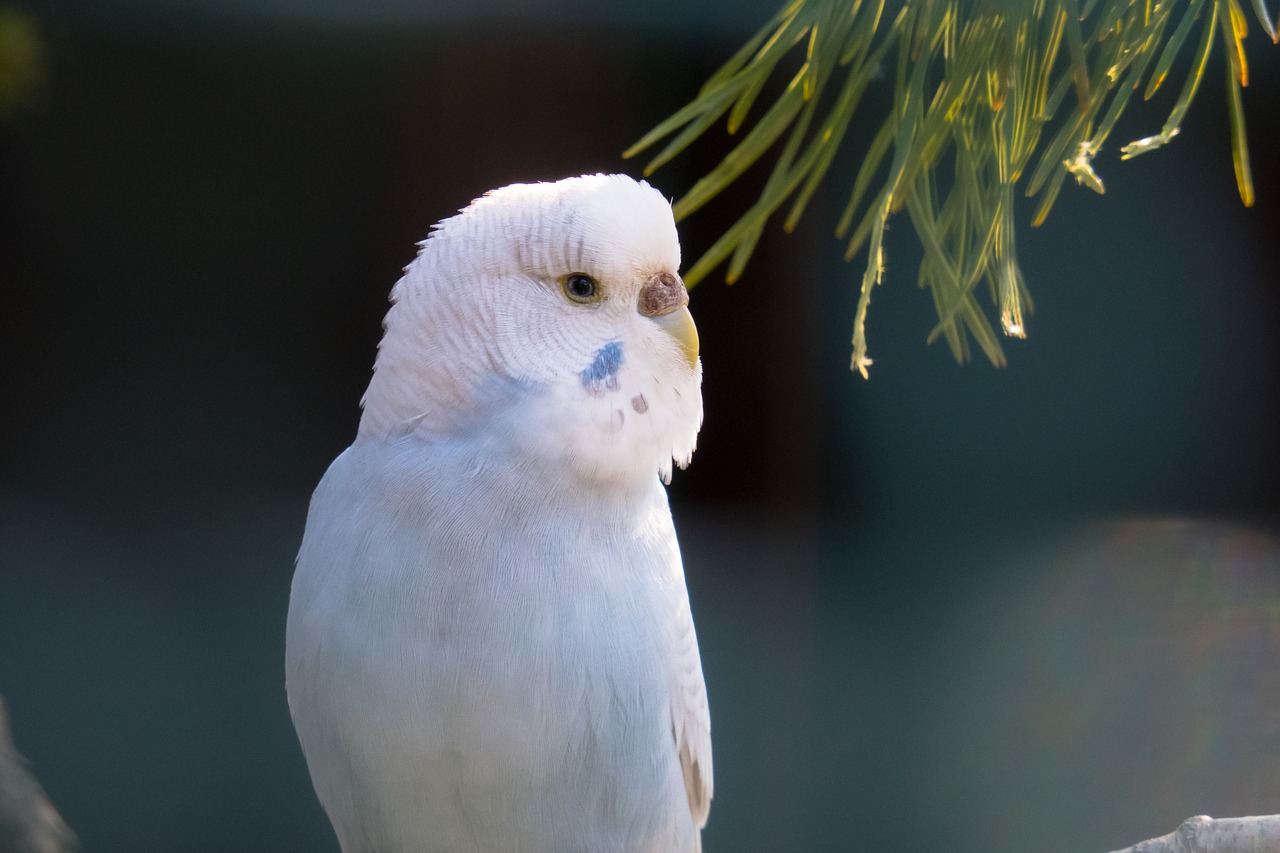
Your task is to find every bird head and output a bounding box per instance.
[358,174,703,486]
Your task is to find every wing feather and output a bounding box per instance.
[671,601,713,828]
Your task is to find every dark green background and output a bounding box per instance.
[3,3,1279,851]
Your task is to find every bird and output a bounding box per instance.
[286,174,712,853]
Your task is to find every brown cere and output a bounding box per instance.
[638,272,688,318]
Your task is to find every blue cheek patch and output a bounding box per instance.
[580,341,624,394]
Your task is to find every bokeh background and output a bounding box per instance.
[3,2,1280,851]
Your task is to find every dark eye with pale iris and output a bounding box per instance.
[562,273,600,304]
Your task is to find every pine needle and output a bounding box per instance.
[625,0,1276,374]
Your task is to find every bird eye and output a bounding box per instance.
[561,273,600,304]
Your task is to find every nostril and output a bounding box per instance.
[638,272,688,318]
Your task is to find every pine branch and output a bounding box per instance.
[1106,814,1280,853]
[627,0,1279,375]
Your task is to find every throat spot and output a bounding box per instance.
[580,341,624,395]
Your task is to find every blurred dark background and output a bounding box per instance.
[2,2,1280,851]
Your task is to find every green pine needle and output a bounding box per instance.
[626,0,1276,375]
[0,6,44,119]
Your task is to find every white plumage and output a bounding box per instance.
[286,175,712,853]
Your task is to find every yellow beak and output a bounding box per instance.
[652,305,699,369]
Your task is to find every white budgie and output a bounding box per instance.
[286,174,712,853]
